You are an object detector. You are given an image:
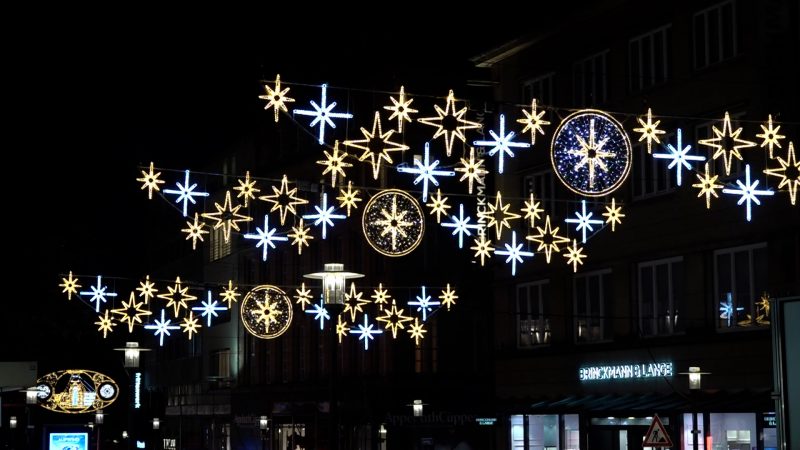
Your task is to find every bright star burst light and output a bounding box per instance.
[317,141,352,188]
[362,189,425,257]
[343,282,370,322]
[181,213,208,250]
[408,286,441,322]
[473,114,530,174]
[455,147,488,194]
[438,284,458,311]
[192,291,227,327]
[601,199,625,231]
[517,98,551,145]
[180,312,201,340]
[287,218,314,255]
[350,314,383,350]
[303,193,346,240]
[294,283,313,309]
[418,89,481,157]
[244,215,289,261]
[632,108,666,154]
[698,111,757,176]
[136,275,158,304]
[470,235,494,266]
[441,204,481,249]
[136,162,165,200]
[157,277,197,318]
[220,280,240,308]
[722,164,774,222]
[202,191,253,243]
[344,111,409,180]
[371,283,391,311]
[384,85,418,132]
[397,142,455,202]
[80,275,118,312]
[550,110,632,197]
[564,200,604,244]
[756,114,786,159]
[60,271,81,300]
[259,74,295,123]
[719,292,744,328]
[305,298,330,330]
[233,171,260,207]
[335,315,350,343]
[527,215,570,263]
[495,231,534,276]
[293,83,353,144]
[426,189,451,223]
[692,163,724,209]
[376,300,413,338]
[164,170,210,217]
[145,309,181,346]
[522,193,544,228]
[336,181,362,217]
[241,285,293,339]
[763,142,799,205]
[95,310,117,338]
[652,129,706,186]
[111,292,153,333]
[564,239,587,272]
[259,175,309,226]
[407,318,427,346]
[480,191,521,240]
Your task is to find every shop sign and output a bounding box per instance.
[475,417,497,426]
[579,362,673,381]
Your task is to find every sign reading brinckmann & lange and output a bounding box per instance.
[579,362,673,381]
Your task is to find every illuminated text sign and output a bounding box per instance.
[134,372,141,409]
[579,362,673,381]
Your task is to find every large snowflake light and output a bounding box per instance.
[418,89,481,156]
[293,83,353,144]
[241,285,293,339]
[473,114,530,174]
[362,189,425,257]
[722,164,774,222]
[164,170,210,217]
[397,142,455,202]
[564,200,604,244]
[495,231,534,276]
[303,193,346,240]
[244,215,288,261]
[652,129,706,186]
[441,204,481,249]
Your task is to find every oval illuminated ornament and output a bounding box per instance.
[35,369,119,414]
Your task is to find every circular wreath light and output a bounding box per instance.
[240,285,293,339]
[362,189,425,257]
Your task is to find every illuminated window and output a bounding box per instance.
[638,257,684,336]
[510,414,566,450]
[573,50,608,106]
[517,280,551,348]
[714,243,769,330]
[694,0,738,69]
[574,269,612,343]
[522,72,555,106]
[709,413,756,450]
[696,112,745,179]
[629,25,671,91]
[209,226,232,261]
[523,170,557,219]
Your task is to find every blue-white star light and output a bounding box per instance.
[408,286,441,322]
[473,114,530,174]
[441,204,482,248]
[144,309,181,346]
[303,193,346,239]
[652,129,706,186]
[192,291,227,327]
[722,164,774,222]
[164,170,210,217]
[494,231,534,276]
[350,314,383,350]
[564,200,604,244]
[79,275,118,312]
[293,84,353,144]
[305,298,330,330]
[397,142,455,201]
[244,215,289,261]
[719,292,744,327]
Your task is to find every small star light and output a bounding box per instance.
[756,292,771,323]
[692,163,724,209]
[350,314,384,350]
[426,189,451,223]
[181,213,208,250]
[317,141,352,188]
[397,142,456,202]
[408,286,441,322]
[336,181,363,217]
[287,218,314,255]
[495,231,535,276]
[633,108,666,154]
[407,318,427,346]
[259,74,295,123]
[527,215,570,263]
[164,170,210,217]
[418,89,481,157]
[344,112,409,180]
[294,283,313,309]
[192,291,227,327]
[371,283,391,311]
[441,203,482,248]
[764,142,799,205]
[719,293,744,328]
[180,312,201,340]
[157,277,197,318]
[95,310,116,338]
[517,98,551,145]
[335,315,350,344]
[233,171,260,207]
[293,83,353,144]
[438,284,458,311]
[480,191,521,240]
[473,114,531,174]
[652,129,706,186]
[522,193,544,228]
[722,164,774,222]
[202,191,253,243]
[59,271,81,300]
[80,275,118,312]
[136,275,158,304]
[137,162,165,200]
[384,86,418,132]
[376,299,413,338]
[564,239,587,273]
[244,215,288,261]
[698,111,757,176]
[455,147,488,194]
[111,292,153,333]
[145,309,181,346]
[220,280,240,308]
[601,198,625,232]
[343,282,370,322]
[305,299,330,330]
[259,175,309,225]
[303,192,346,240]
[565,200,604,244]
[755,114,786,159]
[470,235,494,266]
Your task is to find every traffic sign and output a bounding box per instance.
[642,414,673,447]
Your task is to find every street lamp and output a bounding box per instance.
[152,418,160,430]
[259,416,269,450]
[9,416,17,429]
[304,263,364,305]
[680,366,711,390]
[95,410,104,425]
[24,388,38,405]
[411,399,425,417]
[114,342,151,368]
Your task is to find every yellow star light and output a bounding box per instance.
[374,194,414,251]
[59,271,81,300]
[111,292,153,333]
[181,213,209,250]
[294,282,313,309]
[371,283,391,311]
[526,215,570,263]
[254,298,280,332]
[418,90,481,156]
[438,284,458,311]
[470,235,494,266]
[343,283,370,322]
[632,108,666,154]
[517,98,551,145]
[220,280,240,308]
[258,74,295,122]
[601,198,625,232]
[454,147,488,194]
[157,277,197,318]
[756,292,771,323]
[95,310,116,338]
[335,315,350,344]
[764,142,799,205]
[698,111,757,176]
[755,114,786,159]
[287,218,314,255]
[233,171,260,207]
[136,162,165,200]
[564,239,587,272]
[336,181,362,217]
[426,189,451,223]
[317,141,352,188]
[136,275,158,304]
[259,175,309,225]
[376,299,413,338]
[344,112,409,179]
[522,193,544,228]
[202,191,253,243]
[384,85,418,132]
[568,118,617,189]
[407,318,427,346]
[480,192,521,240]
[180,312,202,340]
[692,162,724,209]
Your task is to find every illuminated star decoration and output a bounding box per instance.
[763,142,799,205]
[384,85,418,132]
[455,147,488,194]
[376,300,413,338]
[136,162,165,200]
[438,284,458,311]
[719,292,743,327]
[317,141,352,188]
[180,312,201,340]
[164,170,210,217]
[243,215,288,261]
[343,283,370,322]
[294,283,313,309]
[259,74,295,123]
[344,111,409,180]
[233,171,260,207]
[336,181,362,217]
[527,215,570,263]
[756,293,771,323]
[259,175,309,225]
[303,193,346,239]
[371,283,391,311]
[293,83,353,144]
[426,189,451,223]
[473,114,530,174]
[408,286,441,322]
[564,239,587,272]
[722,164,774,222]
[601,199,625,232]
[418,89,481,157]
[220,280,240,308]
[522,193,544,228]
[407,318,427,346]
[136,275,158,304]
[145,309,181,346]
[350,314,383,350]
[566,117,616,189]
[287,218,314,255]
[373,193,415,252]
[692,163,724,209]
[495,231,534,276]
[111,292,153,333]
[202,191,253,243]
[470,235,494,266]
[157,277,197,318]
[305,298,330,330]
[95,310,116,338]
[564,200,604,244]
[253,297,280,331]
[192,291,227,327]
[397,142,455,202]
[335,315,350,343]
[80,275,118,312]
[698,111,757,176]
[755,114,786,159]
[517,98,551,145]
[441,204,482,249]
[652,129,706,186]
[181,213,208,250]
[59,271,81,300]
[481,191,521,240]
[633,108,666,154]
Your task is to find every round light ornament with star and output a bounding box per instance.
[240,285,293,339]
[362,189,425,257]
[550,109,632,197]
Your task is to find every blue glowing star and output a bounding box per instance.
[722,164,774,222]
[293,84,353,145]
[349,314,383,350]
[163,170,210,217]
[719,292,744,327]
[305,298,330,330]
[79,275,118,312]
[192,291,227,327]
[408,286,441,322]
[144,309,181,346]
[441,203,482,249]
[303,193,346,239]
[494,231,535,276]
[652,129,706,186]
[564,200,604,244]
[397,142,455,202]
[473,114,530,174]
[243,215,289,261]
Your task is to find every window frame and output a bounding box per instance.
[637,256,684,337]
[693,0,738,70]
[516,280,551,348]
[572,49,609,106]
[573,268,613,343]
[713,242,769,331]
[522,72,556,106]
[629,24,671,92]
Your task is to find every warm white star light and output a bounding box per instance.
[474,114,530,174]
[80,275,118,312]
[233,171,260,207]
[441,204,482,249]
[350,314,383,350]
[181,213,208,250]
[137,162,165,200]
[408,286,441,322]
[336,181,362,217]
[287,218,314,255]
[344,112,409,180]
[454,147,488,194]
[633,108,666,154]
[602,199,625,231]
[426,189,451,223]
[438,284,458,311]
[373,193,415,252]
[317,141,352,188]
[145,309,181,347]
[564,239,587,272]
[692,163,724,209]
[517,98,551,145]
[755,114,786,159]
[294,283,313,309]
[157,276,197,318]
[480,191,521,240]
[764,142,799,205]
[527,215,570,263]
[397,142,455,202]
[495,231,534,276]
[111,292,153,333]
[564,200,604,244]
[136,275,158,304]
[201,191,253,243]
[243,215,288,261]
[259,175,309,226]
[522,193,544,228]
[384,85,418,132]
[470,235,494,266]
[164,170,210,217]
[652,129,706,186]
[567,117,617,189]
[293,83,353,144]
[59,271,81,300]
[259,74,295,123]
[220,280,240,308]
[371,283,391,311]
[407,318,427,346]
[95,310,116,338]
[192,291,227,327]
[180,312,201,340]
[698,111,757,176]
[418,89,481,156]
[343,283,370,323]
[376,300,413,338]
[303,193,346,239]
[722,164,774,222]
[335,315,350,344]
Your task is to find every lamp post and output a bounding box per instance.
[378,423,387,450]
[680,366,711,450]
[114,342,151,369]
[410,399,425,417]
[259,416,269,450]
